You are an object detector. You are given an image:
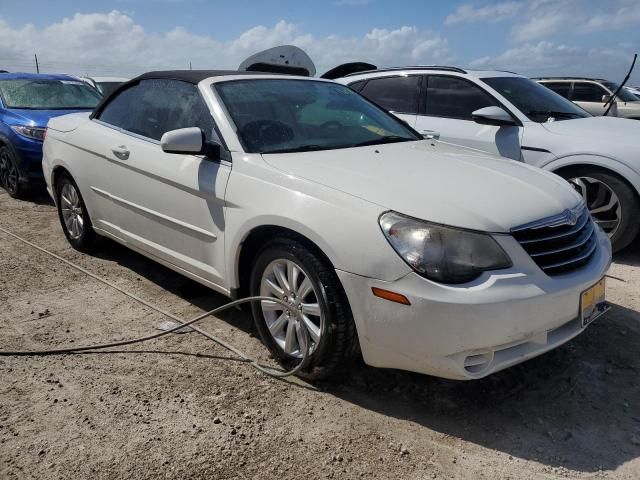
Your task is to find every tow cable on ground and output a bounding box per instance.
[0,224,311,379]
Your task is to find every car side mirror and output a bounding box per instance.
[602,94,612,103]
[471,106,517,127]
[160,127,221,159]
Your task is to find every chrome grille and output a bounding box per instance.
[512,206,598,276]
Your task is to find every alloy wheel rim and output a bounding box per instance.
[259,259,323,358]
[0,151,18,193]
[569,176,621,238]
[60,183,85,240]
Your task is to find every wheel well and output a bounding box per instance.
[51,166,72,191]
[553,164,640,199]
[234,225,334,300]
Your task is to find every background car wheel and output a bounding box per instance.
[55,174,98,252]
[560,168,640,252]
[249,237,358,380]
[0,146,26,199]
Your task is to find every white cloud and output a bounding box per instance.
[445,2,523,25]
[581,4,640,32]
[0,11,449,77]
[469,41,640,83]
[511,0,640,42]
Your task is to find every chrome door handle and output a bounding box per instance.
[111,146,130,161]
[421,130,440,140]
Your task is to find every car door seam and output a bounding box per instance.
[90,186,217,241]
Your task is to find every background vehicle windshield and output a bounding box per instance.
[602,81,639,102]
[96,82,122,97]
[0,79,102,109]
[215,79,420,154]
[482,77,590,122]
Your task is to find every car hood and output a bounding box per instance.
[262,140,581,233]
[5,108,94,128]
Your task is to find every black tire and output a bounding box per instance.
[559,167,640,253]
[0,145,27,199]
[249,237,358,381]
[55,174,98,252]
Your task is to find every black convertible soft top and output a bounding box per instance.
[90,70,274,119]
[135,69,272,84]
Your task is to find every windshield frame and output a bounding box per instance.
[481,76,591,123]
[0,78,102,110]
[213,78,422,154]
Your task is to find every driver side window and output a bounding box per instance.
[98,79,218,142]
[572,82,608,103]
[425,75,498,120]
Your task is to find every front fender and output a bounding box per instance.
[542,154,640,196]
[223,159,412,290]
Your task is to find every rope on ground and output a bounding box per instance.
[0,224,311,378]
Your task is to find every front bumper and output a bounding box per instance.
[13,137,45,183]
[337,229,612,380]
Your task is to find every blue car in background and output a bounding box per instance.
[0,73,102,198]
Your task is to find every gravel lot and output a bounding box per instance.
[1,187,639,480]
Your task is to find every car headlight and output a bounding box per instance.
[379,211,512,284]
[11,125,46,141]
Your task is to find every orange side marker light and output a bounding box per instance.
[371,287,411,305]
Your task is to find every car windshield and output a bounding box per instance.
[602,81,639,102]
[214,79,420,154]
[0,79,102,109]
[482,76,590,122]
[96,82,122,97]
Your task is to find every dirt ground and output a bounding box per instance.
[1,187,639,480]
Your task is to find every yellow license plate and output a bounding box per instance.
[580,278,607,328]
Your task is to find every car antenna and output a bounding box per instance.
[603,53,637,116]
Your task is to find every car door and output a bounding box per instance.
[571,81,611,116]
[93,79,231,290]
[416,75,523,160]
[355,75,421,127]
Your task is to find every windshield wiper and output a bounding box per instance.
[604,53,637,115]
[351,135,414,148]
[526,110,582,120]
[263,144,328,154]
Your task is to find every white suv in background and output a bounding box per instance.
[535,77,640,119]
[335,67,640,252]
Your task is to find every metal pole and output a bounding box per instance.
[34,54,39,73]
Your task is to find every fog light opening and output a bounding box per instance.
[463,351,494,375]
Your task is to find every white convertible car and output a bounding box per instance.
[42,70,611,380]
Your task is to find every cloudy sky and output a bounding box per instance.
[1,0,639,82]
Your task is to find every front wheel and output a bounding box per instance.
[0,146,26,199]
[561,168,640,252]
[249,237,357,380]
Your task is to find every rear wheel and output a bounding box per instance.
[249,237,357,380]
[560,168,640,252]
[0,146,26,199]
[55,174,98,252]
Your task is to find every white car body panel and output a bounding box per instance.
[43,73,611,380]
[338,69,640,199]
[413,114,523,161]
[262,140,579,233]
